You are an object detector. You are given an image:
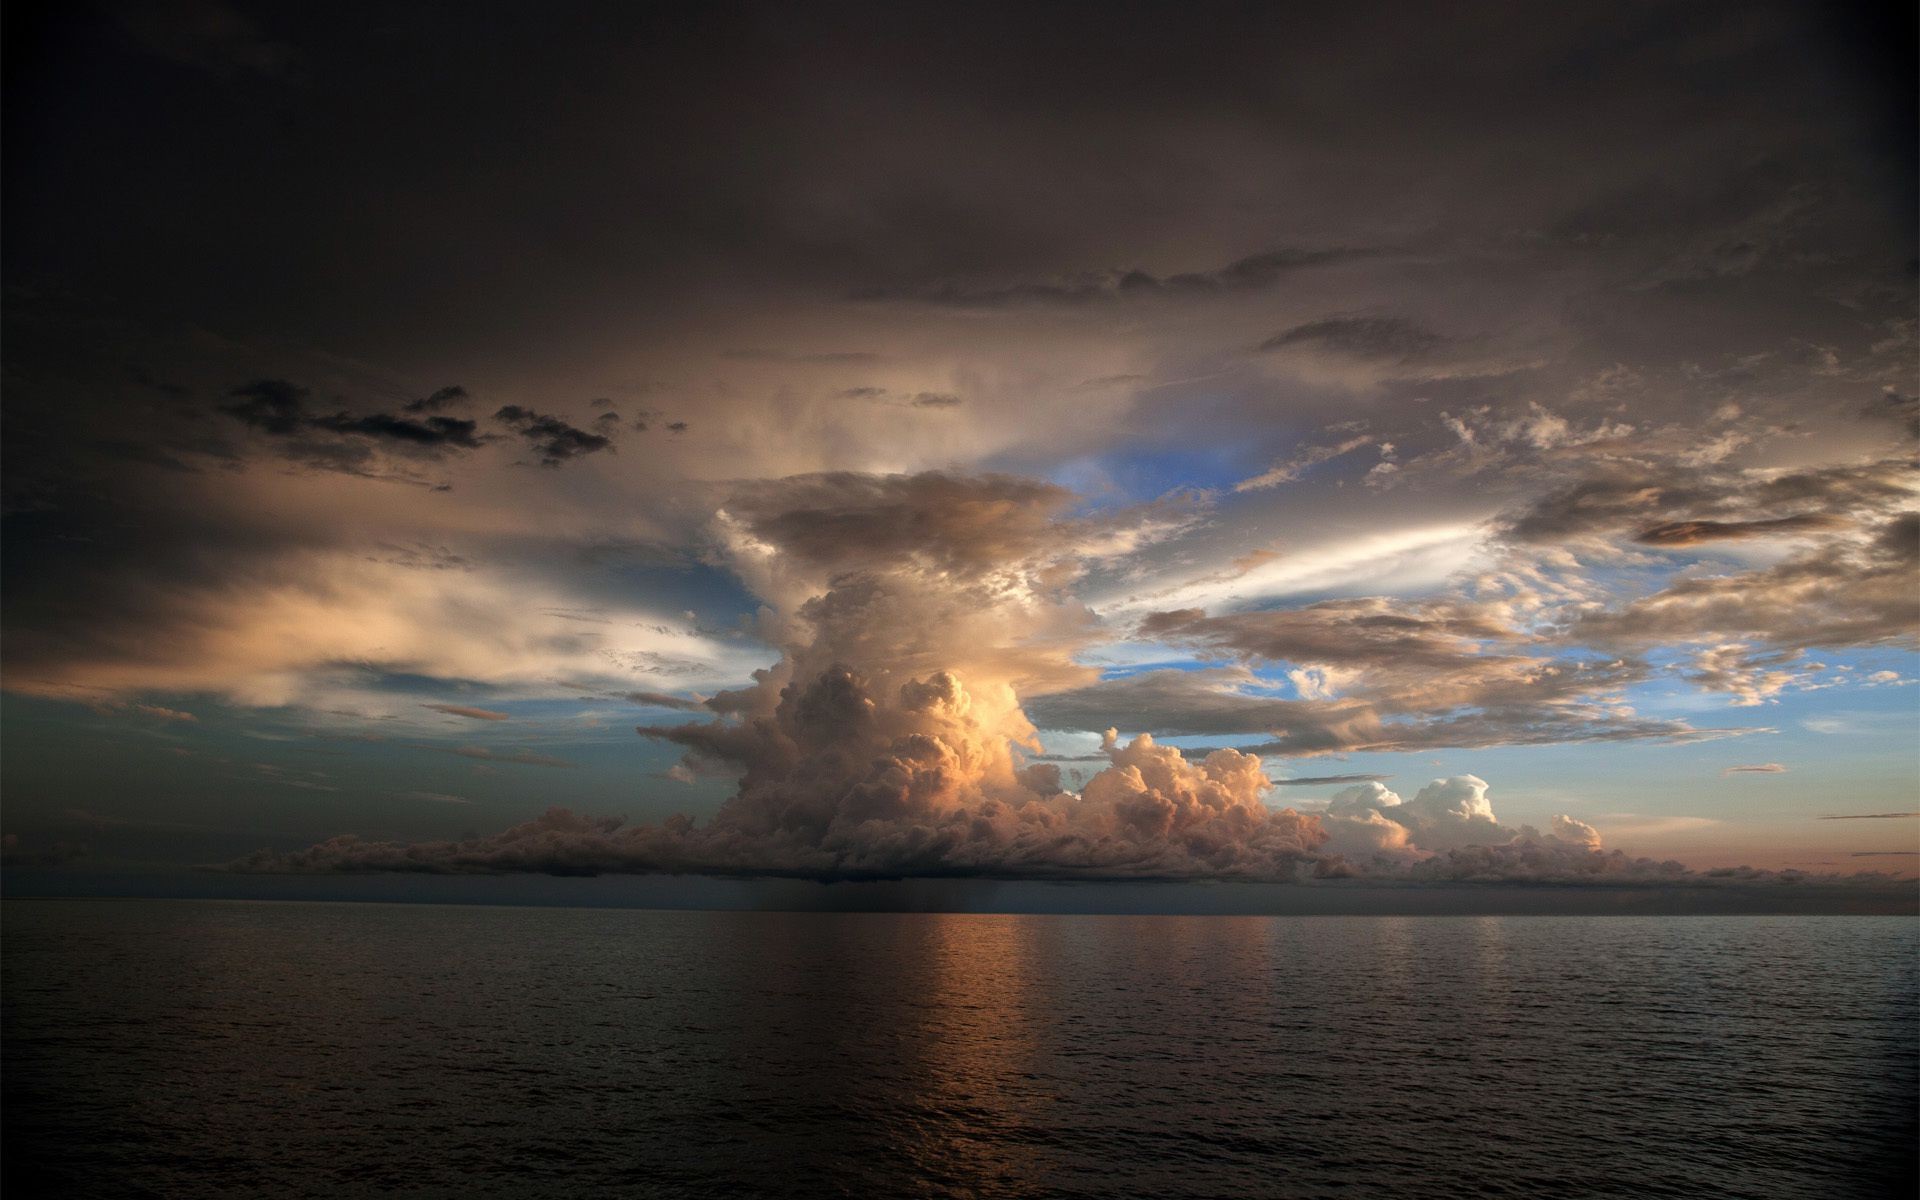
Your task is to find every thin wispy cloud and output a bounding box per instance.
[423,704,511,722]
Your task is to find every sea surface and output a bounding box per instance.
[4,901,1915,1199]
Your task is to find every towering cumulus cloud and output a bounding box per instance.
[229,471,1854,887]
[625,470,1325,878]
[234,472,1328,878]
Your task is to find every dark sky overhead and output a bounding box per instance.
[2,0,1915,899]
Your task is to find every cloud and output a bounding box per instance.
[1271,773,1394,787]
[1570,513,1920,661]
[1086,596,1753,753]
[1319,775,1513,857]
[722,350,884,365]
[1235,435,1376,492]
[422,703,510,722]
[219,379,489,470]
[1259,316,1442,359]
[221,474,1316,879]
[3,539,759,710]
[232,717,1326,880]
[443,745,576,769]
[228,750,1889,891]
[76,698,200,723]
[854,247,1371,308]
[1503,460,1915,547]
[309,412,484,448]
[1,833,86,867]
[403,385,471,414]
[226,471,1874,889]
[1471,461,1919,707]
[493,406,614,466]
[1722,763,1788,775]
[1029,664,1749,757]
[1140,599,1516,673]
[1819,812,1919,821]
[1635,515,1845,546]
[221,379,309,434]
[398,791,473,805]
[0,0,1908,893]
[622,690,709,712]
[1310,787,1724,885]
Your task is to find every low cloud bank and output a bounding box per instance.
[225,671,1885,889]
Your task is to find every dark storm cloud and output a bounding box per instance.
[1258,316,1444,359]
[309,411,484,447]
[856,247,1374,308]
[221,379,486,452]
[493,406,614,466]
[403,385,471,413]
[5,0,1908,359]
[220,379,309,434]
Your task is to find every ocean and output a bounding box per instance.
[4,900,1915,1198]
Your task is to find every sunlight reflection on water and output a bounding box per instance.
[4,902,1915,1198]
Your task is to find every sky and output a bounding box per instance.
[2,0,1916,904]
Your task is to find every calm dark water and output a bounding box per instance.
[4,901,1915,1199]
